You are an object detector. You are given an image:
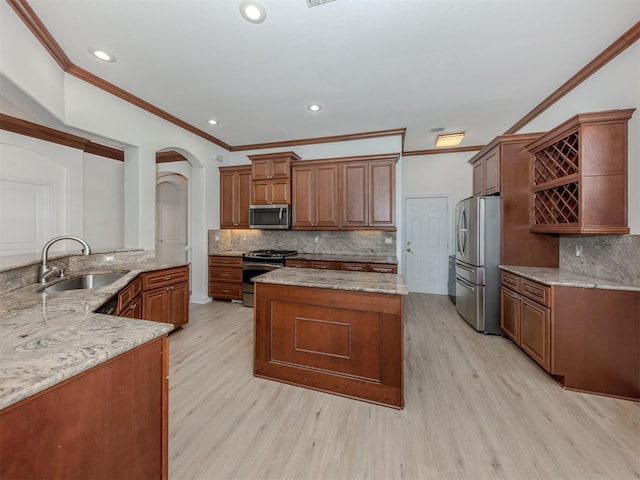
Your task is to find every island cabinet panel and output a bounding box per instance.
[254,282,403,408]
[0,337,169,480]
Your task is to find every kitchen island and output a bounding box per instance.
[253,267,408,408]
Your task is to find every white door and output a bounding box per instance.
[404,196,450,294]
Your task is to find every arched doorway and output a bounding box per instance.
[155,172,188,263]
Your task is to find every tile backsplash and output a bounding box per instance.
[560,234,640,286]
[209,229,396,257]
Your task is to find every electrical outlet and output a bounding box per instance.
[384,237,393,244]
[314,236,319,243]
[214,235,220,242]
[575,245,582,257]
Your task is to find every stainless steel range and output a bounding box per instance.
[242,249,297,307]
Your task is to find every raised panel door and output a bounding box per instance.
[292,167,314,227]
[315,164,339,227]
[220,171,236,228]
[369,161,395,227]
[472,161,483,196]
[270,178,290,204]
[342,163,368,227]
[142,288,171,325]
[271,158,291,178]
[519,297,550,371]
[251,160,270,180]
[251,180,269,205]
[500,287,519,343]
[236,170,251,227]
[170,282,189,328]
[483,149,500,195]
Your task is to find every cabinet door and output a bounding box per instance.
[369,161,395,227]
[271,158,291,178]
[316,164,339,227]
[270,179,290,204]
[142,288,171,324]
[251,159,271,180]
[472,161,484,196]
[236,170,252,227]
[520,297,550,371]
[342,163,368,227]
[500,287,519,343]
[220,170,236,228]
[483,149,500,195]
[170,282,189,328]
[292,167,314,227]
[252,180,269,205]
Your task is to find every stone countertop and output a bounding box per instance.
[288,253,398,264]
[253,267,408,295]
[500,265,640,292]
[0,258,188,411]
[0,248,146,273]
[208,250,398,264]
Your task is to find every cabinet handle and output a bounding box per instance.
[163,276,173,280]
[129,303,137,309]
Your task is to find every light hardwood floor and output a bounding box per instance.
[168,294,640,480]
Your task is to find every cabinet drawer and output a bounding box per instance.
[209,255,243,267]
[309,261,336,270]
[340,262,367,272]
[286,259,310,268]
[520,279,551,307]
[209,267,242,283]
[501,271,520,291]
[142,266,189,291]
[208,282,242,300]
[118,276,141,311]
[368,263,397,274]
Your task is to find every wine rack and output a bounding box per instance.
[527,109,634,234]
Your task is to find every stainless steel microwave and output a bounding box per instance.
[249,204,291,229]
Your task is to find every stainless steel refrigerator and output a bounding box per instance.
[454,196,501,334]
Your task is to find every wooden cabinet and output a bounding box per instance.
[248,151,300,205]
[367,263,397,274]
[469,133,559,267]
[219,165,251,228]
[342,159,396,229]
[500,269,639,400]
[471,146,500,196]
[208,255,243,300]
[292,162,339,229]
[500,271,551,371]
[116,275,142,318]
[526,109,634,234]
[142,266,189,329]
[0,337,169,479]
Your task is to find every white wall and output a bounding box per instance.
[83,153,124,249]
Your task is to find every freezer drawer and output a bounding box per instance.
[455,275,484,332]
[455,260,485,285]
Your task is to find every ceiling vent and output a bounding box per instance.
[306,0,335,7]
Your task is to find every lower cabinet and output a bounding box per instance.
[500,269,639,400]
[141,266,190,329]
[208,255,243,300]
[115,276,142,318]
[0,337,169,479]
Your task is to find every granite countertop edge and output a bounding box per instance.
[209,250,398,264]
[0,259,188,410]
[253,267,409,295]
[500,265,640,292]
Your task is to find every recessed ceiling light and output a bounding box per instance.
[239,0,266,23]
[208,119,219,125]
[435,132,465,148]
[307,104,322,112]
[88,47,116,63]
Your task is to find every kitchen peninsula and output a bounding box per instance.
[253,267,408,408]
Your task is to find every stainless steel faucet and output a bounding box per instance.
[39,236,92,283]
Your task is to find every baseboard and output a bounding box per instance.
[190,295,212,304]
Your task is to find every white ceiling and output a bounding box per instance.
[23,0,640,151]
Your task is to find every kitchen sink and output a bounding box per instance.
[39,273,126,293]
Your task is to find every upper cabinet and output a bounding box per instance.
[219,165,251,229]
[291,162,340,229]
[526,109,635,234]
[471,147,500,196]
[342,158,396,229]
[291,154,398,231]
[248,151,300,205]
